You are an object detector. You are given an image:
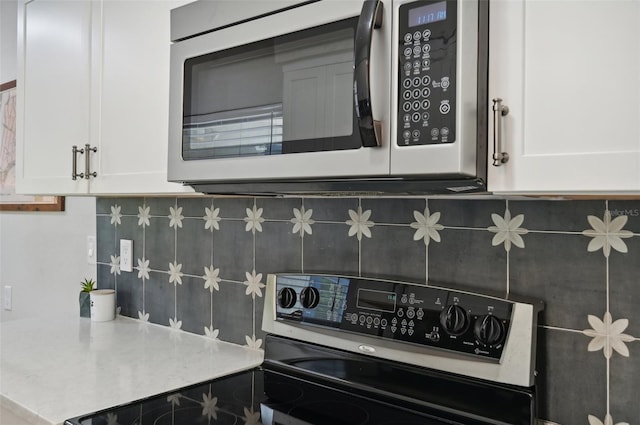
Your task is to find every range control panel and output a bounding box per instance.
[397,0,457,147]
[275,275,513,361]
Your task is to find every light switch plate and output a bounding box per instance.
[120,239,133,272]
[3,286,12,310]
[87,236,96,264]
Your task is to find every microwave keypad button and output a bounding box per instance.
[403,91,412,100]
[403,130,411,140]
[412,101,421,111]
[422,88,431,98]
[412,130,420,138]
[403,48,413,58]
[441,127,450,136]
[431,128,440,138]
[421,100,431,110]
[403,78,412,88]
[403,114,411,123]
[441,77,450,89]
[422,59,431,69]
[423,44,431,53]
[413,46,422,56]
[412,89,421,99]
[421,76,431,86]
[412,60,421,69]
[411,113,421,123]
[403,102,412,112]
[439,102,451,115]
[412,77,421,87]
[404,32,413,43]
[413,31,422,40]
[422,112,430,121]
[422,29,431,39]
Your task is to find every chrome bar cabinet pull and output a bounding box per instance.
[84,143,97,179]
[492,98,510,167]
[71,145,84,180]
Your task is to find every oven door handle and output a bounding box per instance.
[354,0,383,148]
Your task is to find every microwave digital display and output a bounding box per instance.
[408,1,447,27]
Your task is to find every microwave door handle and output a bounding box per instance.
[354,0,383,148]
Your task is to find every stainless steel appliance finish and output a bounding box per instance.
[65,273,543,425]
[168,0,489,195]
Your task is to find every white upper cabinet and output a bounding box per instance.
[488,0,640,194]
[16,0,94,194]
[16,0,192,195]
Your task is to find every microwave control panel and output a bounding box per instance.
[274,274,514,361]
[397,0,457,147]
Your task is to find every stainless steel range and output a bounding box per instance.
[66,273,544,425]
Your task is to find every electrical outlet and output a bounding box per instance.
[87,236,96,264]
[120,239,133,272]
[3,286,12,311]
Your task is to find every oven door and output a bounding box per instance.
[168,0,392,184]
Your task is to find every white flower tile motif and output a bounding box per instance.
[168,206,184,229]
[201,392,219,420]
[588,413,629,425]
[203,266,221,292]
[109,255,121,275]
[243,270,265,299]
[244,205,265,234]
[169,317,182,330]
[138,311,149,322]
[110,204,122,226]
[291,206,315,237]
[583,312,634,359]
[168,261,184,286]
[203,206,221,231]
[166,393,181,406]
[137,205,150,227]
[346,206,374,240]
[410,208,444,245]
[137,258,150,280]
[106,412,119,425]
[582,210,633,257]
[243,407,261,425]
[245,334,263,350]
[487,209,528,252]
[204,326,219,340]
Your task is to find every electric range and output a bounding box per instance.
[65,273,544,425]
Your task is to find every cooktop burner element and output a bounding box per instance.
[66,274,544,425]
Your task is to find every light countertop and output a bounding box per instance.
[0,314,264,425]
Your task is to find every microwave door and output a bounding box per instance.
[168,0,392,184]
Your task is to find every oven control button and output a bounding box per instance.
[300,287,320,309]
[278,287,297,309]
[439,305,469,336]
[474,315,505,346]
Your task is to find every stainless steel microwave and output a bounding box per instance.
[168,0,488,195]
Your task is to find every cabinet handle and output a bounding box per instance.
[72,145,84,180]
[492,98,510,166]
[84,143,97,179]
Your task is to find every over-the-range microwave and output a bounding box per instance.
[168,0,488,195]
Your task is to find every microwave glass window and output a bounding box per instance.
[182,18,360,160]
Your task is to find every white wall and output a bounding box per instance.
[0,0,96,321]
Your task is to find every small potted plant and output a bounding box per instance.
[79,278,95,318]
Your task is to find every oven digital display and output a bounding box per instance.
[357,289,397,313]
[408,1,447,27]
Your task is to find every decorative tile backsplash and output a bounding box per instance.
[96,196,639,425]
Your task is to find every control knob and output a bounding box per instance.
[278,287,297,309]
[439,305,469,336]
[300,287,320,309]
[474,315,505,346]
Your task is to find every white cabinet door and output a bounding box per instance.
[16,0,95,194]
[90,0,192,194]
[488,0,640,193]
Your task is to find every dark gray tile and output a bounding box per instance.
[177,197,212,218]
[610,237,640,336]
[97,264,115,291]
[608,200,640,233]
[510,232,605,329]
[177,275,211,336]
[255,221,302,275]
[610,341,640,424]
[146,216,175,272]
[303,222,359,276]
[213,197,255,219]
[361,225,426,283]
[177,217,214,276]
[96,197,114,214]
[428,198,506,228]
[145,272,175,327]
[303,198,359,222]
[509,199,605,232]
[116,269,142,318]
[97,197,142,216]
[213,281,254,345]
[257,197,302,220]
[536,327,606,424]
[213,220,254,282]
[146,197,177,219]
[361,198,426,225]
[428,227,507,294]
[255,297,266,344]
[96,215,116,264]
